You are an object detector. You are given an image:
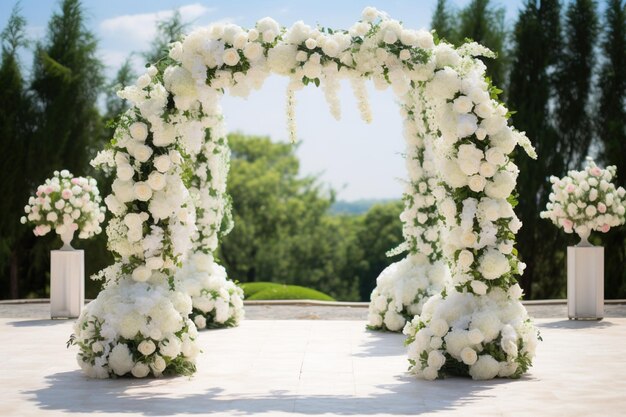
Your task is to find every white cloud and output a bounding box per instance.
[99,3,214,45]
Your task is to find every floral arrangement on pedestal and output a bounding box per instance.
[21,169,106,249]
[73,6,539,380]
[540,157,626,245]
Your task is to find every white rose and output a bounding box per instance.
[159,337,182,358]
[452,95,473,114]
[458,250,474,271]
[303,38,316,49]
[470,280,488,295]
[467,328,484,344]
[422,366,439,380]
[194,315,207,329]
[150,355,167,374]
[146,257,164,270]
[243,42,262,61]
[457,114,479,138]
[430,318,449,337]
[479,162,497,178]
[138,340,156,356]
[485,148,506,166]
[132,266,152,282]
[133,144,153,163]
[129,122,148,141]
[131,362,150,378]
[147,172,166,191]
[91,341,104,353]
[134,182,153,201]
[117,164,135,181]
[427,350,447,369]
[399,49,411,61]
[460,347,478,365]
[468,175,487,192]
[508,283,524,300]
[223,48,240,66]
[153,155,171,173]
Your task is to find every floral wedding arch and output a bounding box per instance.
[73,7,539,380]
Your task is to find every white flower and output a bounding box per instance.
[153,155,171,173]
[453,96,473,114]
[478,249,511,280]
[469,355,500,380]
[427,350,447,369]
[458,250,474,271]
[468,175,487,192]
[117,164,135,181]
[133,182,153,202]
[151,355,167,374]
[138,340,156,356]
[223,48,240,66]
[430,318,449,337]
[131,362,150,378]
[194,315,207,329]
[147,172,166,191]
[457,144,484,176]
[132,144,153,163]
[129,122,148,142]
[460,347,478,365]
[132,266,152,282]
[470,280,488,295]
[108,344,134,376]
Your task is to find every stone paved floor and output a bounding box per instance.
[0,317,625,417]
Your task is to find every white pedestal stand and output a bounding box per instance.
[50,249,84,319]
[567,246,603,320]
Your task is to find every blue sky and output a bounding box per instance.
[1,0,525,200]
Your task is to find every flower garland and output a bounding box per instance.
[75,6,539,380]
[540,157,626,239]
[22,170,105,240]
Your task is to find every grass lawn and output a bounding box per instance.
[241,282,335,301]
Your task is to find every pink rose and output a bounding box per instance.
[597,203,607,213]
[600,224,610,233]
[71,178,79,185]
[36,190,42,197]
[561,219,574,233]
[34,225,46,236]
[61,189,72,199]
[45,186,54,194]
[590,167,602,177]
[565,184,576,193]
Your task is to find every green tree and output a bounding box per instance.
[431,0,458,43]
[457,0,508,89]
[142,10,186,65]
[508,0,565,298]
[19,0,105,298]
[554,0,599,169]
[596,0,626,298]
[355,201,404,301]
[0,3,31,299]
[218,134,359,300]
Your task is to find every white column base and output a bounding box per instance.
[50,249,84,319]
[567,246,603,320]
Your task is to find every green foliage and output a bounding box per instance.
[596,0,626,297]
[457,0,508,90]
[240,282,282,298]
[247,284,335,301]
[431,0,458,44]
[554,0,599,170]
[0,3,32,299]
